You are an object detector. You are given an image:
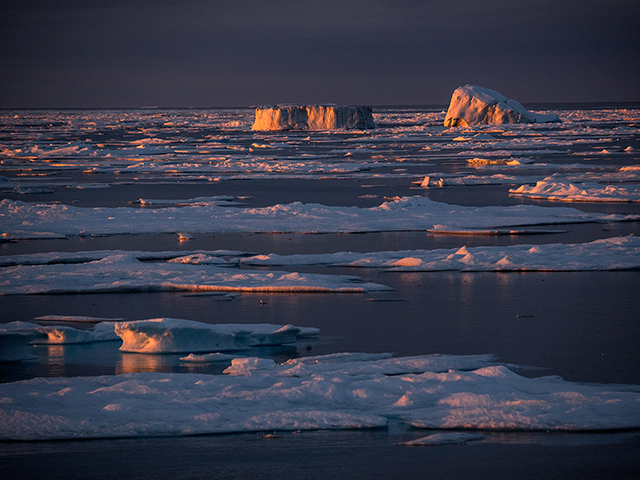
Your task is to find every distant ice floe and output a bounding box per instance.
[236,237,640,271]
[510,179,640,202]
[444,85,561,127]
[1,352,639,440]
[1,238,637,297]
[2,196,637,240]
[252,105,375,131]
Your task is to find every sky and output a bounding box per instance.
[1,0,639,108]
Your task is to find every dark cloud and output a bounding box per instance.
[1,0,638,107]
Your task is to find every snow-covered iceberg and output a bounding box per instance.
[115,318,317,353]
[1,353,639,440]
[444,85,561,127]
[252,105,375,131]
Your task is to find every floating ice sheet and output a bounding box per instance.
[1,353,638,440]
[2,196,636,240]
[237,236,640,271]
[0,251,391,294]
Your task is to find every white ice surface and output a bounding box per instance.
[0,251,390,294]
[0,321,119,344]
[444,85,561,127]
[2,196,636,240]
[238,236,640,271]
[115,318,317,353]
[252,105,375,131]
[1,353,638,440]
[510,179,640,202]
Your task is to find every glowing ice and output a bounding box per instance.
[252,105,375,131]
[115,318,315,353]
[444,85,561,127]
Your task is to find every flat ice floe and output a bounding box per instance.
[1,353,638,440]
[236,236,640,271]
[2,196,637,240]
[1,237,638,297]
[0,251,390,295]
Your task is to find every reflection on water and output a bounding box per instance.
[0,338,301,383]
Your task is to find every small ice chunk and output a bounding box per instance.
[224,357,277,375]
[397,432,485,446]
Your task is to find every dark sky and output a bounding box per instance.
[1,0,638,108]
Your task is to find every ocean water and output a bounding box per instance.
[1,105,639,478]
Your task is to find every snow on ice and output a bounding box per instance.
[235,236,640,271]
[1,237,638,296]
[510,179,640,202]
[0,318,318,360]
[0,251,390,295]
[252,105,375,131]
[444,85,561,127]
[2,196,636,240]
[115,318,317,353]
[1,353,639,440]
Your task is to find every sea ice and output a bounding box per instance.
[0,251,391,294]
[252,104,375,131]
[2,196,636,240]
[114,318,314,353]
[397,432,485,446]
[444,85,561,127]
[237,236,640,271]
[510,179,640,202]
[1,353,638,440]
[0,321,119,344]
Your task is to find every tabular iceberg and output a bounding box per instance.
[252,104,375,131]
[444,85,561,127]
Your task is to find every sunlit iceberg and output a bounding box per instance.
[252,104,375,131]
[444,85,561,127]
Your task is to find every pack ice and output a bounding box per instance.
[252,104,375,131]
[444,85,561,127]
[1,353,639,440]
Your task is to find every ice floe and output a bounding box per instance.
[0,320,119,344]
[236,236,640,271]
[444,85,561,127]
[510,179,640,202]
[115,318,317,353]
[2,196,636,240]
[252,105,375,131]
[1,353,638,440]
[0,251,390,294]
